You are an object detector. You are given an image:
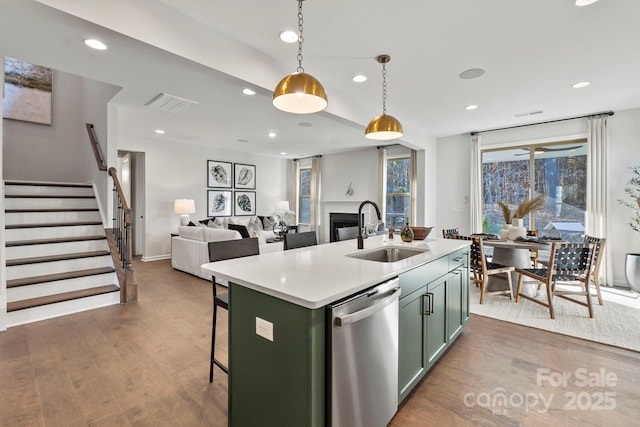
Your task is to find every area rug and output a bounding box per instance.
[469,285,640,352]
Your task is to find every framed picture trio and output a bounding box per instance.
[207,160,256,217]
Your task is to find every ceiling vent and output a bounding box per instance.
[145,92,199,113]
[515,110,543,118]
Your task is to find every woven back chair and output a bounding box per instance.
[442,228,460,239]
[468,236,515,303]
[515,242,595,319]
[583,235,606,305]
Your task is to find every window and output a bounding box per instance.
[298,167,311,224]
[385,156,411,228]
[482,141,587,242]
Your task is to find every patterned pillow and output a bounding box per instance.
[262,216,277,231]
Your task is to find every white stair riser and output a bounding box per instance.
[5,185,94,197]
[6,198,98,210]
[7,256,114,280]
[5,211,102,225]
[8,272,119,302]
[6,239,109,260]
[6,225,105,242]
[6,292,120,327]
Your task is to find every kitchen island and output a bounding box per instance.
[202,235,470,427]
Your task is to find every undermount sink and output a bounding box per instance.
[346,246,428,263]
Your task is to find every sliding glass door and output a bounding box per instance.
[482,141,587,242]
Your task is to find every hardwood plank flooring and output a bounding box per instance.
[1,257,639,426]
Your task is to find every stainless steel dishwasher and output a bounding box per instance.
[329,277,400,427]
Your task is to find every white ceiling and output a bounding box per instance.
[2,0,640,158]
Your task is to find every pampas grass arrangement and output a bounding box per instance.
[498,194,546,223]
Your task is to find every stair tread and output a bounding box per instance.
[5,221,103,229]
[6,235,106,246]
[7,267,116,288]
[7,284,120,312]
[5,194,95,199]
[5,182,93,188]
[7,250,111,266]
[5,208,98,213]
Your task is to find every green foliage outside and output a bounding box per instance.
[618,164,640,233]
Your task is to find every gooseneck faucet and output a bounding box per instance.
[357,200,382,249]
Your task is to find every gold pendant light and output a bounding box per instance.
[273,0,328,114]
[365,54,403,140]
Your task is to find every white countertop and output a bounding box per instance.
[201,235,470,309]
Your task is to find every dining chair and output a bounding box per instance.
[336,226,360,241]
[468,236,515,303]
[583,235,606,305]
[526,229,540,267]
[442,228,460,239]
[515,242,595,319]
[284,231,318,250]
[207,237,260,382]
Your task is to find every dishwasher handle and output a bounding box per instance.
[335,287,400,327]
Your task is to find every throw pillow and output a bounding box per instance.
[262,216,277,231]
[228,223,250,239]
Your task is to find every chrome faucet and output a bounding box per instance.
[357,200,382,249]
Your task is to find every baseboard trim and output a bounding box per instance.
[141,254,171,262]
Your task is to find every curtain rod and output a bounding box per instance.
[376,143,401,149]
[293,155,322,161]
[470,110,614,136]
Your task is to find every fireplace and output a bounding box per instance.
[329,212,363,242]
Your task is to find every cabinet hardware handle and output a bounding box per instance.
[453,256,464,262]
[427,292,434,314]
[421,293,431,316]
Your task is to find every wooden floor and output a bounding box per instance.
[1,258,639,427]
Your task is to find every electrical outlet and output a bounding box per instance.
[256,317,273,342]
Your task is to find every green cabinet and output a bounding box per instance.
[398,248,469,402]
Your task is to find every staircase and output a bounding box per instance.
[4,181,120,326]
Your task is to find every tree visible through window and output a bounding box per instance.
[386,157,410,228]
[482,142,587,242]
[299,168,311,224]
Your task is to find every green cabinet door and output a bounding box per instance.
[447,268,464,342]
[425,277,447,369]
[398,286,427,402]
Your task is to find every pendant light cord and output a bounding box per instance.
[381,62,387,115]
[297,0,305,73]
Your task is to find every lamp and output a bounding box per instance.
[272,0,328,114]
[174,199,195,226]
[365,54,404,140]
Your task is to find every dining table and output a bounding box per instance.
[480,238,553,298]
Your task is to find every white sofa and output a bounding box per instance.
[171,225,283,280]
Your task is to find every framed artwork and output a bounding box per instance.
[207,190,232,217]
[234,191,256,216]
[3,57,53,125]
[234,163,256,189]
[207,160,232,188]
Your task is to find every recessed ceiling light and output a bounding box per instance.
[465,105,478,110]
[281,152,287,155]
[279,30,298,43]
[154,129,165,134]
[575,0,599,6]
[572,81,591,88]
[352,74,367,83]
[83,39,107,50]
[268,132,277,138]
[459,68,485,80]
[242,88,256,95]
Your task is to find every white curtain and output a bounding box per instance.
[310,157,321,231]
[470,134,483,233]
[410,149,417,226]
[377,147,387,225]
[289,160,298,221]
[586,116,610,286]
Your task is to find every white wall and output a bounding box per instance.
[436,108,640,287]
[117,133,288,260]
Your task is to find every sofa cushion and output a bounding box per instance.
[204,227,242,242]
[179,225,206,241]
[228,223,251,238]
[262,216,277,231]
